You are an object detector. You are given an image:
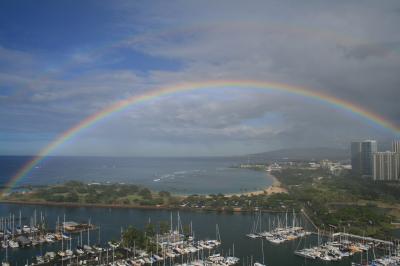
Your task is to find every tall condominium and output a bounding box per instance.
[351,142,362,176]
[351,140,377,177]
[393,141,400,153]
[373,151,400,181]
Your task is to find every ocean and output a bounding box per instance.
[0,156,272,195]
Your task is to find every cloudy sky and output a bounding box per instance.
[0,0,399,156]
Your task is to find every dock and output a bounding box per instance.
[332,232,393,246]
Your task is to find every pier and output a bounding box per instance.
[332,232,393,246]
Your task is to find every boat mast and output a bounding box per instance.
[261,238,265,265]
[170,212,173,233]
[292,209,295,228]
[98,226,101,245]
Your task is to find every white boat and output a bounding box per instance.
[92,245,103,252]
[45,234,55,243]
[319,254,332,261]
[225,256,240,265]
[44,252,56,259]
[153,254,163,261]
[173,247,185,254]
[65,249,73,256]
[294,249,317,259]
[166,251,176,258]
[116,261,126,266]
[76,247,85,255]
[108,241,120,248]
[8,240,19,248]
[22,225,31,233]
[61,233,70,240]
[246,233,260,239]
[188,246,198,253]
[35,256,45,264]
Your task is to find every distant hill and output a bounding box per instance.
[243,147,349,162]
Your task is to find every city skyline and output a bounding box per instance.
[351,139,400,181]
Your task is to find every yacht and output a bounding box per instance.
[8,240,19,248]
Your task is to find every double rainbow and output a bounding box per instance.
[2,80,399,195]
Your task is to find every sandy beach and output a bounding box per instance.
[226,173,287,197]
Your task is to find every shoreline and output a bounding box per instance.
[0,174,287,212]
[0,199,290,213]
[224,173,287,197]
[1,168,284,198]
[0,199,178,210]
[174,172,288,197]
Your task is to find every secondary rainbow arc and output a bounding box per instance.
[3,80,399,195]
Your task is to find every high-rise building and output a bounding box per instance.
[392,141,400,153]
[351,142,362,176]
[351,140,377,177]
[373,151,400,181]
[361,140,377,176]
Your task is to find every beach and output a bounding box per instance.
[226,173,287,197]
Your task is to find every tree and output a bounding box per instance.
[159,221,170,234]
[182,224,191,236]
[65,192,79,202]
[145,223,156,237]
[139,188,152,199]
[122,226,144,248]
[85,192,100,203]
[158,191,171,198]
[65,180,84,187]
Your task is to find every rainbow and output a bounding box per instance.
[3,80,399,195]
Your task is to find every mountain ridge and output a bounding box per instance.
[242,147,349,161]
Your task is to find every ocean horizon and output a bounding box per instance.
[0,155,273,195]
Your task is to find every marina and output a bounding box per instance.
[1,211,98,251]
[294,229,399,263]
[0,208,241,266]
[246,210,312,244]
[1,204,400,266]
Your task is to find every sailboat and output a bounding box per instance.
[247,212,262,238]
[2,243,10,266]
[254,238,267,266]
[83,226,93,253]
[76,232,85,255]
[65,236,73,257]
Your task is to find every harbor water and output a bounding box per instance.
[0,203,371,266]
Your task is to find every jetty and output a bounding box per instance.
[332,232,393,246]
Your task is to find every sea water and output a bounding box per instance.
[0,156,272,195]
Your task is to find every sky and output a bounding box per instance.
[0,0,399,156]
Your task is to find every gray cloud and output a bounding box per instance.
[1,0,399,156]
